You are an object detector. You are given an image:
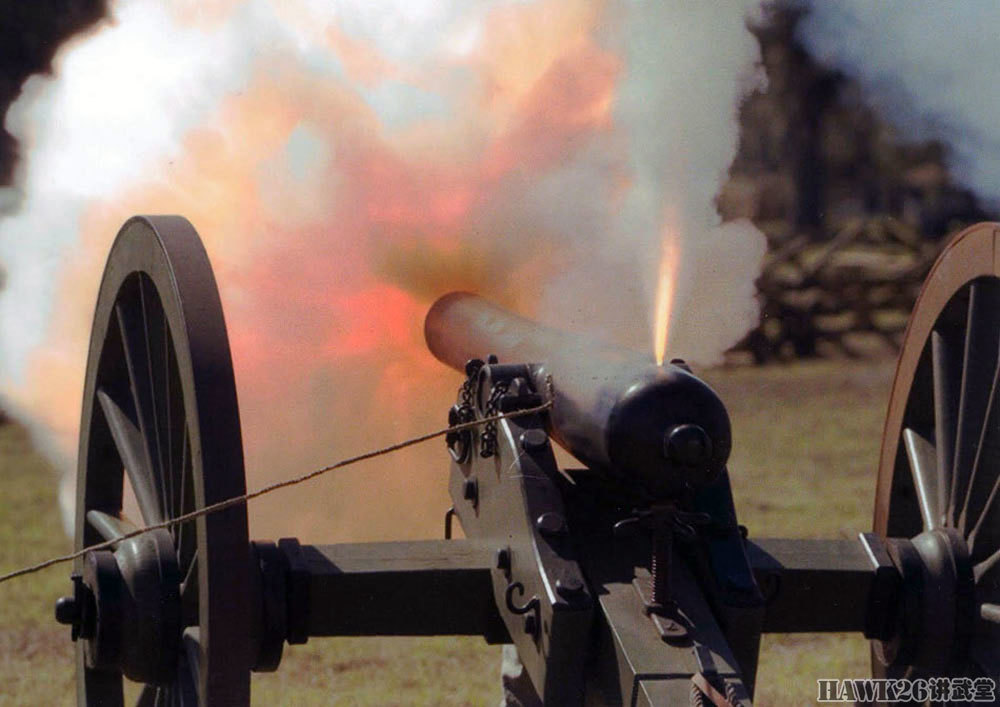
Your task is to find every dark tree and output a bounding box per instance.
[0,0,107,184]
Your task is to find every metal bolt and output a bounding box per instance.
[523,613,538,637]
[446,405,471,463]
[495,547,511,573]
[555,576,585,598]
[535,512,567,537]
[664,424,712,467]
[520,429,548,452]
[462,477,479,505]
[55,574,90,641]
[54,596,79,626]
[508,377,529,396]
[670,358,692,372]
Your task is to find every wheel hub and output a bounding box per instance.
[876,527,976,672]
[56,528,182,684]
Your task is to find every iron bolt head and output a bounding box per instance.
[495,547,511,573]
[54,596,80,626]
[536,512,567,537]
[520,429,548,452]
[55,574,92,641]
[447,406,472,463]
[508,377,529,396]
[664,424,713,467]
[462,477,479,504]
[555,576,585,598]
[523,614,538,637]
[669,358,692,372]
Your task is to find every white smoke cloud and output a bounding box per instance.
[610,2,766,362]
[799,1,1000,206]
[0,0,766,539]
[0,1,259,380]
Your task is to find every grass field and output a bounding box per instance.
[0,356,896,705]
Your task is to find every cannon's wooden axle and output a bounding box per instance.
[249,536,891,644]
[235,531,908,707]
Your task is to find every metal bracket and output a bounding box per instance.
[250,540,289,672]
[445,357,591,705]
[444,506,456,540]
[858,532,902,641]
[279,537,310,645]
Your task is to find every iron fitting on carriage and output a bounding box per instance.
[875,528,976,673]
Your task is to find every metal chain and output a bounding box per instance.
[456,369,478,426]
[480,380,510,458]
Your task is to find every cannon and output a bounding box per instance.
[48,216,1000,704]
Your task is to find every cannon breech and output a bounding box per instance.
[425,292,733,500]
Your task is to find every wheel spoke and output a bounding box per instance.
[903,428,940,531]
[115,286,168,521]
[166,355,186,534]
[85,509,138,542]
[180,551,199,626]
[961,372,1000,556]
[975,548,1000,583]
[932,326,962,524]
[175,428,195,570]
[981,603,1000,624]
[970,628,1000,675]
[80,647,124,707]
[183,627,202,698]
[139,279,171,522]
[162,312,173,533]
[967,454,1000,552]
[137,684,159,707]
[952,281,1000,531]
[97,388,164,525]
[176,648,199,707]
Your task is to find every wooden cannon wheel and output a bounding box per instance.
[875,222,1000,686]
[69,216,252,705]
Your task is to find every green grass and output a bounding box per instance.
[0,357,896,705]
[0,422,76,706]
[703,357,896,704]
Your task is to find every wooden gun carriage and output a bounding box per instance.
[51,217,1000,705]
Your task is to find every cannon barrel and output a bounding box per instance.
[425,292,731,498]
